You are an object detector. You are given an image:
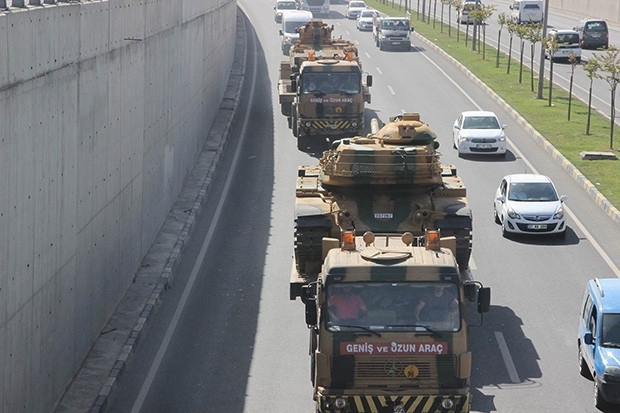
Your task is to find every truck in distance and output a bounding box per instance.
[372,15,414,51]
[278,20,372,147]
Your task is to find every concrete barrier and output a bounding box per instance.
[0,0,236,411]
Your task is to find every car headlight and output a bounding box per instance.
[604,366,620,382]
[498,135,506,142]
[553,206,564,220]
[507,208,520,219]
[459,135,471,142]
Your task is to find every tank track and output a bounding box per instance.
[294,215,333,277]
[435,216,473,270]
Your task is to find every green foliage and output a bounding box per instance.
[364,0,620,209]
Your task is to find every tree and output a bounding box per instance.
[567,52,579,121]
[453,0,463,43]
[589,46,620,149]
[506,20,516,74]
[525,23,543,92]
[514,24,528,84]
[582,59,600,135]
[496,12,508,68]
[440,0,452,34]
[542,34,559,106]
[469,5,495,58]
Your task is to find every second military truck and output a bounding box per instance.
[278,20,372,146]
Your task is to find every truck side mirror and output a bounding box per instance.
[305,298,318,326]
[366,74,373,87]
[584,332,594,345]
[478,287,491,313]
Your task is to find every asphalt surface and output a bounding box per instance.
[54,6,620,413]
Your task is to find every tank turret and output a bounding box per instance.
[318,113,443,187]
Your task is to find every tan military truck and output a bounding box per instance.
[278,20,372,147]
[291,113,472,300]
[299,229,490,412]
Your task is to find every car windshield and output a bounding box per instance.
[350,2,366,7]
[360,10,374,18]
[284,21,306,33]
[278,1,297,10]
[462,115,500,129]
[586,21,607,32]
[508,182,558,201]
[602,314,620,348]
[557,33,579,44]
[326,281,461,333]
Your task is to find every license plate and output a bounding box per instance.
[477,144,492,148]
[392,42,400,45]
[528,224,547,229]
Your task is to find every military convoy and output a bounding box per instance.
[278,20,372,146]
[278,14,489,413]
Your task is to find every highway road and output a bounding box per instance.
[421,0,620,122]
[104,2,620,412]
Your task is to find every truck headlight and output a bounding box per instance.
[334,397,347,408]
[441,398,455,409]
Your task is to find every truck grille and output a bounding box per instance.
[331,355,458,387]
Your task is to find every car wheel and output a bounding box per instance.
[494,206,501,224]
[501,222,510,238]
[557,229,566,239]
[578,346,592,379]
[499,152,507,158]
[379,41,384,51]
[595,379,607,409]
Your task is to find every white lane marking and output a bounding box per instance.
[375,67,383,75]
[387,85,396,95]
[129,11,258,413]
[495,331,520,383]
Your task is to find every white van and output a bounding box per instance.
[280,10,314,55]
[510,0,543,24]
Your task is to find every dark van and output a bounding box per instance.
[573,19,609,50]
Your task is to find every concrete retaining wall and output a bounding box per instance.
[0,0,236,411]
[552,0,618,25]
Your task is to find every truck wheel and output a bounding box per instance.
[379,41,384,51]
[292,109,299,137]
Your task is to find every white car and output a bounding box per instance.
[274,0,298,23]
[453,111,507,157]
[493,174,568,238]
[346,1,367,19]
[545,29,582,62]
[356,8,378,31]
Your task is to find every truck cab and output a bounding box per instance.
[303,231,490,412]
[372,16,414,51]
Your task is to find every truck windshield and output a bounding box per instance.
[382,20,409,30]
[301,72,361,94]
[326,282,461,332]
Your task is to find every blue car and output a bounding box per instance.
[578,278,620,409]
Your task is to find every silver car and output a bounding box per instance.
[493,174,568,238]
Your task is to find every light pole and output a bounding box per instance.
[536,0,550,98]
